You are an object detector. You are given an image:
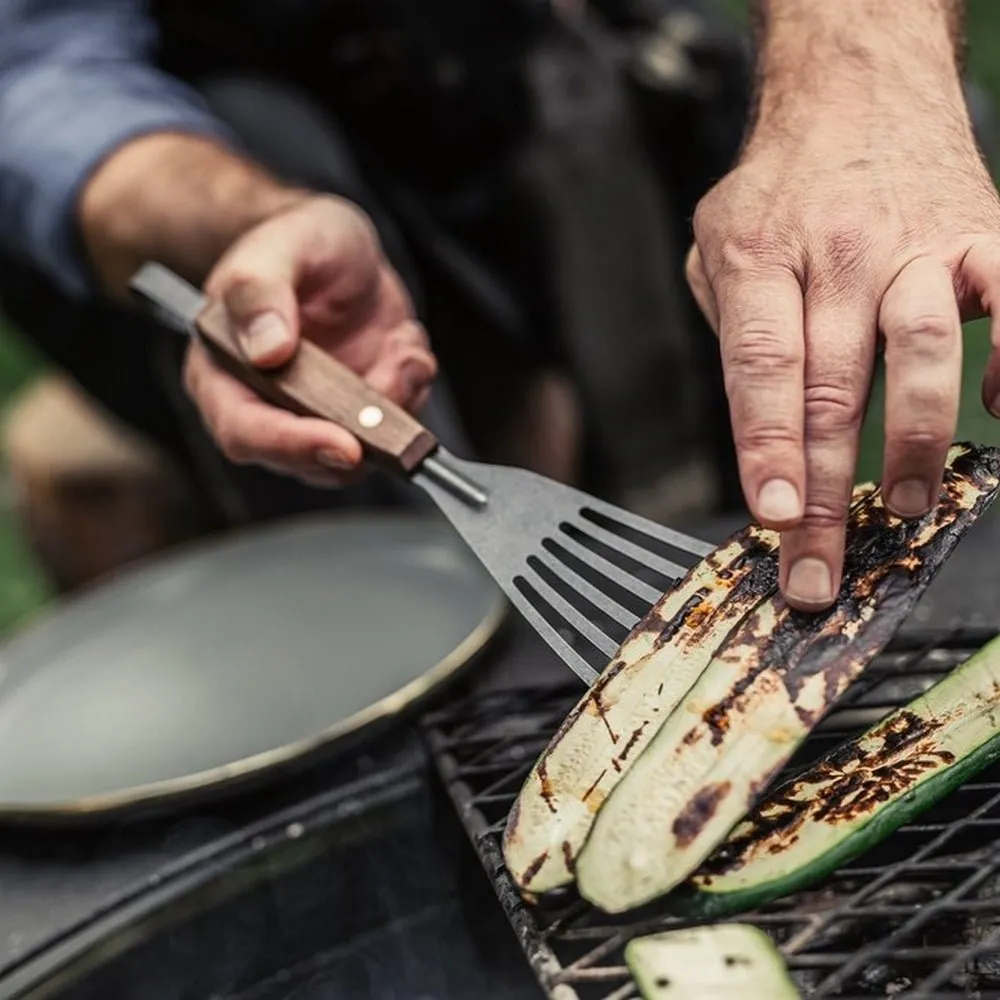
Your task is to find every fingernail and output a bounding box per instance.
[240,312,289,362]
[786,557,834,607]
[990,393,1000,419]
[317,450,351,471]
[887,479,931,518]
[757,479,802,524]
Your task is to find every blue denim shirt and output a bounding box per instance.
[0,0,234,299]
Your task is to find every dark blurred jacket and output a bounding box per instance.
[0,0,541,300]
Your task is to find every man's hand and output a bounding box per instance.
[80,134,436,486]
[686,0,999,610]
[189,196,435,485]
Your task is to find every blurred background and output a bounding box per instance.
[2,0,1000,639]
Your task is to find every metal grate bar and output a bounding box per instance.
[422,636,1000,1000]
[811,816,1000,995]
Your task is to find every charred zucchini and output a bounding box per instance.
[502,521,782,893]
[681,630,1000,918]
[625,924,800,999]
[575,443,1000,914]
[504,484,880,894]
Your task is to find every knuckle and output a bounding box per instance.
[804,223,877,300]
[692,174,805,278]
[801,496,849,530]
[733,421,802,456]
[821,225,873,276]
[804,382,864,435]
[692,190,791,270]
[691,192,721,243]
[684,245,704,287]
[214,420,251,465]
[691,175,742,233]
[887,423,952,452]
[886,314,957,355]
[714,237,794,279]
[726,326,802,375]
[733,425,801,452]
[692,217,802,286]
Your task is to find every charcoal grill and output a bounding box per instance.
[5,517,1000,1000]
[422,628,1000,1000]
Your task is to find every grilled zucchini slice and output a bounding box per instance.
[504,486,877,895]
[575,443,1000,914]
[682,629,1000,917]
[625,924,800,999]
[502,521,781,893]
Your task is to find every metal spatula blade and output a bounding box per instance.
[130,263,714,686]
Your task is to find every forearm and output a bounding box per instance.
[79,133,309,299]
[747,1,968,142]
[0,0,290,299]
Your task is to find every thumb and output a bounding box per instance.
[220,275,299,369]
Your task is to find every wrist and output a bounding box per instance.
[79,132,310,298]
[746,1,969,150]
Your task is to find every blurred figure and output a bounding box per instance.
[0,0,747,558]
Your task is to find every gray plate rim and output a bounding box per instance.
[0,511,508,820]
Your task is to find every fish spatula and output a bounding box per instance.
[130,263,716,686]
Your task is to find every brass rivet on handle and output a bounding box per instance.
[358,405,384,429]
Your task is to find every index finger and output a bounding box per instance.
[716,267,807,530]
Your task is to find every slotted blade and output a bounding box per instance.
[412,450,711,685]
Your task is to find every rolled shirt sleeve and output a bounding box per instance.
[0,0,238,298]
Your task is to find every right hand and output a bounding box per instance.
[184,194,437,487]
[685,65,999,612]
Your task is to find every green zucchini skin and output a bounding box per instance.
[575,443,1000,915]
[677,633,1000,920]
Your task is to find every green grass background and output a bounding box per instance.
[1,0,1000,636]
[0,322,47,635]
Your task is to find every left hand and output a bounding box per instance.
[686,97,1000,611]
[185,195,436,488]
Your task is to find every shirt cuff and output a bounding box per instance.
[4,86,239,299]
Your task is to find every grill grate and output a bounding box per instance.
[421,631,1000,1000]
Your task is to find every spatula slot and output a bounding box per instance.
[579,506,703,577]
[540,537,649,624]
[512,575,614,675]
[558,521,679,595]
[526,555,632,648]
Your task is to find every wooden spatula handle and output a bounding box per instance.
[194,298,439,475]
